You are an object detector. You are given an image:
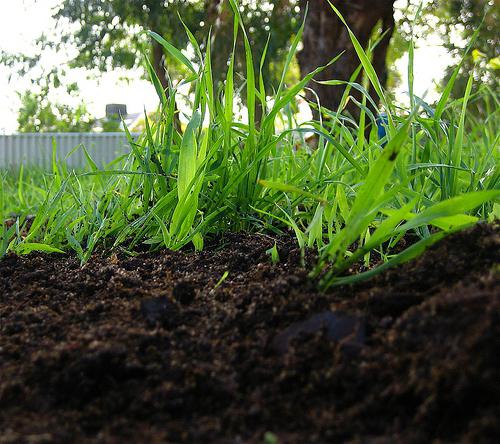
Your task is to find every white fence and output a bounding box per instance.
[0,133,140,169]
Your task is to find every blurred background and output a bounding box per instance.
[0,0,498,134]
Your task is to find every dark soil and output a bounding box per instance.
[1,223,499,444]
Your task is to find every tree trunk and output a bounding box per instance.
[297,0,395,118]
[204,0,231,87]
[152,40,181,131]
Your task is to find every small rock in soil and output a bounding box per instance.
[272,311,365,355]
[140,296,178,327]
[172,280,196,305]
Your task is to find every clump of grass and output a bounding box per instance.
[1,0,498,288]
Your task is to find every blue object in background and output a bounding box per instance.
[376,112,389,147]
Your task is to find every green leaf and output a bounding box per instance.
[398,190,500,232]
[266,242,280,264]
[259,180,328,204]
[147,31,196,74]
[16,243,65,255]
[325,116,413,263]
[324,231,448,287]
[178,110,202,199]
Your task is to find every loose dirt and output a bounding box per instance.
[1,223,499,443]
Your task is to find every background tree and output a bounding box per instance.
[17,74,95,133]
[2,0,497,132]
[53,1,204,91]
[53,1,300,101]
[297,0,396,117]
[17,91,95,133]
[431,0,498,99]
[207,1,300,88]
[18,0,302,130]
[394,0,499,99]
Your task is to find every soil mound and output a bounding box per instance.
[1,223,498,443]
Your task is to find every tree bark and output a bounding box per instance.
[297,0,395,118]
[205,0,233,87]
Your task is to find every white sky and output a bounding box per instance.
[0,0,453,134]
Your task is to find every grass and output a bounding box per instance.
[1,1,499,288]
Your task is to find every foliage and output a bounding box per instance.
[1,3,499,290]
[53,0,201,73]
[52,0,300,88]
[101,117,123,132]
[17,81,95,133]
[394,0,499,98]
[1,1,302,129]
[2,0,497,118]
